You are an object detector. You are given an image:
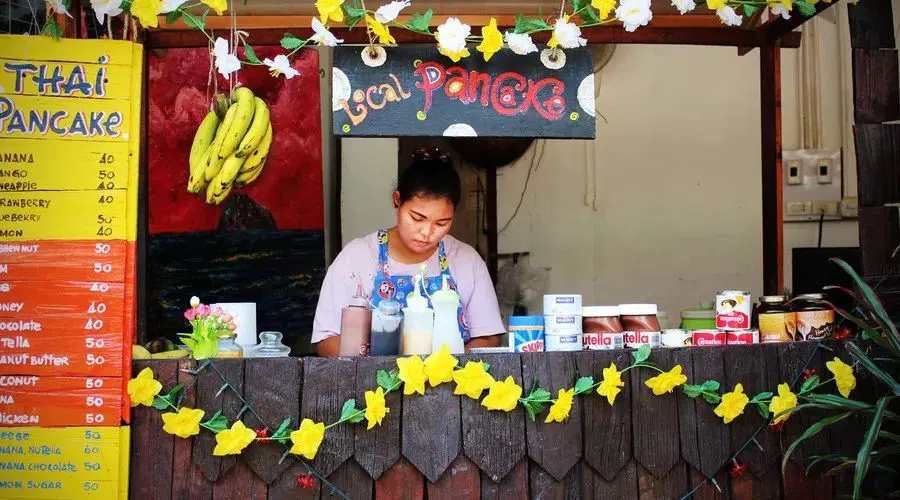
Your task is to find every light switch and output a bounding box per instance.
[787,160,802,185]
[817,158,832,184]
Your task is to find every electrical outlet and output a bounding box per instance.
[840,197,859,218]
[787,201,812,216]
[812,201,839,217]
[817,158,832,184]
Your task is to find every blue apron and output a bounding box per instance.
[371,229,471,343]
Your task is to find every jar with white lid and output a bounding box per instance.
[618,304,661,348]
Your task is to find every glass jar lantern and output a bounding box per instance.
[250,331,291,357]
[214,335,244,358]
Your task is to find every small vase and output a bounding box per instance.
[215,336,244,359]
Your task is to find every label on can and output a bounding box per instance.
[715,291,752,330]
[759,312,796,342]
[726,329,759,345]
[693,329,726,346]
[583,332,624,350]
[509,327,545,352]
[543,295,582,315]
[623,331,660,349]
[661,329,693,347]
[796,310,835,340]
[545,334,582,352]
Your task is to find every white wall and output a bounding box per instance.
[336,16,861,321]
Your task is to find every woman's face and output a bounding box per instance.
[393,191,454,256]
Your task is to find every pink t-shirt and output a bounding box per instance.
[312,231,505,343]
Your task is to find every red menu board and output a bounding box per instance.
[0,35,142,427]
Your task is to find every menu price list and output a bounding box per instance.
[0,240,127,281]
[0,376,121,427]
[0,426,129,499]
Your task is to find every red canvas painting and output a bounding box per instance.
[147,46,323,234]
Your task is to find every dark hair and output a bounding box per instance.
[397,147,461,207]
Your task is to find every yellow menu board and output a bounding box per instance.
[0,426,129,499]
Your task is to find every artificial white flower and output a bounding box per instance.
[436,17,471,53]
[504,32,538,55]
[91,0,123,23]
[551,17,587,48]
[310,17,344,46]
[160,0,187,14]
[190,296,200,308]
[616,0,653,32]
[263,54,301,79]
[213,37,241,80]
[49,0,72,17]
[770,3,790,19]
[671,0,696,15]
[374,0,410,23]
[716,6,742,26]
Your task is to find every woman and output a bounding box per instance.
[313,147,505,356]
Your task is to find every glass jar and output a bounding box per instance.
[215,335,244,358]
[792,293,835,340]
[756,295,796,342]
[371,299,403,356]
[251,331,291,357]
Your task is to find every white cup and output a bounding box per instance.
[212,302,257,348]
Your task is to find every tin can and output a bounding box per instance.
[624,330,661,349]
[543,294,582,316]
[661,329,693,347]
[726,329,759,345]
[544,315,582,336]
[715,290,752,330]
[508,316,545,353]
[583,332,624,350]
[545,334,582,352]
[692,329,726,346]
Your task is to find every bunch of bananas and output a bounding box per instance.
[187,86,274,204]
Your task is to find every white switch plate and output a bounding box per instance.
[782,149,842,222]
[787,160,802,185]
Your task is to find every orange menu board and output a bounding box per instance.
[0,35,142,431]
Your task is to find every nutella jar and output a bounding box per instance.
[619,304,661,348]
[583,306,623,351]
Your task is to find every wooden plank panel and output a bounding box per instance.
[242,358,301,484]
[859,206,900,277]
[402,372,461,482]
[461,353,525,483]
[480,460,529,500]
[191,360,245,482]
[266,460,320,500]
[300,357,356,478]
[636,463,688,500]
[852,49,900,124]
[575,350,633,481]
[427,454,481,499]
[171,359,213,500]
[522,352,582,481]
[375,458,424,500]
[730,473,781,500]
[0,34,136,65]
[129,360,176,500]
[528,459,582,499]
[864,276,900,322]
[854,124,900,206]
[580,461,638,499]
[631,349,681,478]
[354,357,401,480]
[761,43,783,294]
[689,469,731,500]
[848,0,896,49]
[681,346,730,479]
[212,460,268,500]
[323,459,373,500]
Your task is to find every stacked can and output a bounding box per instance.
[543,294,582,351]
[694,290,758,346]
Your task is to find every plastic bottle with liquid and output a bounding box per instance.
[339,282,372,356]
[401,274,434,355]
[431,275,464,354]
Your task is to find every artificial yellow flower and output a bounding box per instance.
[316,0,344,23]
[366,15,396,45]
[128,367,162,407]
[706,0,727,9]
[161,407,204,438]
[713,383,749,424]
[592,0,617,19]
[438,46,471,63]
[476,18,503,62]
[213,421,256,456]
[481,376,523,412]
[289,418,325,460]
[826,357,856,398]
[596,362,625,406]
[397,355,428,396]
[769,383,798,424]
[202,0,227,15]
[645,365,688,396]
[364,387,389,430]
[129,0,162,28]
[423,345,458,387]
[545,388,575,423]
[452,361,495,399]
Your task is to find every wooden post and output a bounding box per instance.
[485,164,498,284]
[760,42,783,295]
